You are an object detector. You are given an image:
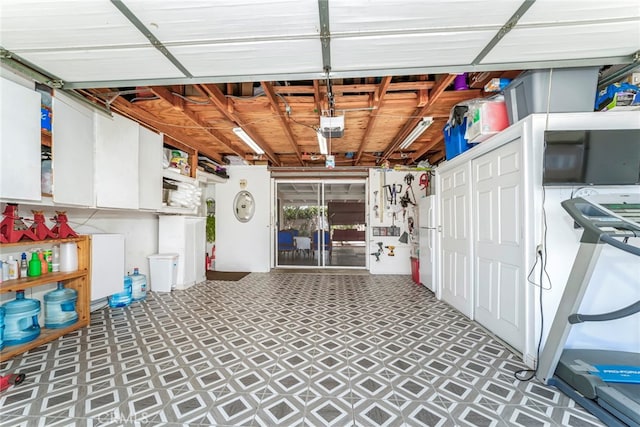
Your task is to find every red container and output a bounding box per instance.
[410,257,420,284]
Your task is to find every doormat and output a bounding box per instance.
[206,271,250,281]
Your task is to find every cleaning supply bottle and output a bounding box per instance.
[38,251,48,275]
[20,253,28,278]
[28,252,41,277]
[51,245,60,272]
[7,256,18,280]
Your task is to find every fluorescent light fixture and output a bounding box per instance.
[317,130,328,155]
[233,127,264,154]
[398,117,434,150]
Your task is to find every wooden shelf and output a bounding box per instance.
[162,169,196,184]
[0,270,87,293]
[0,318,90,362]
[0,236,85,249]
[0,235,91,362]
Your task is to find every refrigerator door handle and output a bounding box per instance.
[419,226,437,230]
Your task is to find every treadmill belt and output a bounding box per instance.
[557,349,640,425]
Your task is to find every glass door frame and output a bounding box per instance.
[273,178,368,269]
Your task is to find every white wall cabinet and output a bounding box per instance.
[435,111,640,364]
[0,76,41,201]
[138,126,163,210]
[437,162,473,318]
[95,113,139,209]
[158,215,206,289]
[52,92,95,206]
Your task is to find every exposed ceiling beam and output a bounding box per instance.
[410,134,444,164]
[271,81,436,95]
[261,82,305,166]
[198,83,281,165]
[354,76,392,165]
[380,74,457,163]
[149,86,246,159]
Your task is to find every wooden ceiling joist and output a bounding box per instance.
[198,83,281,166]
[260,81,304,166]
[354,76,392,165]
[149,86,246,159]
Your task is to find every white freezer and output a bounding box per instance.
[418,195,438,295]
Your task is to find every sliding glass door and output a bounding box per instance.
[275,179,366,268]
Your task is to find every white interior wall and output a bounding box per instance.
[214,165,271,272]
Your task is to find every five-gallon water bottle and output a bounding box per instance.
[128,268,147,302]
[108,276,133,308]
[2,290,41,346]
[43,282,78,328]
[0,306,5,350]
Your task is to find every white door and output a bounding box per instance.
[418,196,437,293]
[438,164,473,318]
[472,140,525,351]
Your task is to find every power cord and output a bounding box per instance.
[515,247,545,381]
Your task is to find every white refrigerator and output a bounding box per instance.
[418,196,438,294]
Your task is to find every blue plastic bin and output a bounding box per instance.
[444,117,475,160]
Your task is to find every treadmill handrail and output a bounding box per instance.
[561,197,640,244]
[569,300,640,324]
[600,233,640,257]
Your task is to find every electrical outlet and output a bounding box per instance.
[536,244,543,254]
[632,72,640,85]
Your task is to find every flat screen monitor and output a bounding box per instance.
[543,129,640,186]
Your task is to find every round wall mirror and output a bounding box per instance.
[233,190,255,222]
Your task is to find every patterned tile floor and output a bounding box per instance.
[1,272,605,426]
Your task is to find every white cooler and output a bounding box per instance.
[148,253,179,292]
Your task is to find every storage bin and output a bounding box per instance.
[465,99,509,143]
[444,117,475,160]
[148,253,179,292]
[503,67,599,125]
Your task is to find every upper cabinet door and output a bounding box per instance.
[52,93,95,206]
[95,113,139,209]
[138,126,163,210]
[0,77,41,201]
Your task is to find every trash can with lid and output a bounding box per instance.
[147,253,179,292]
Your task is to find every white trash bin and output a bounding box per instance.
[148,253,179,292]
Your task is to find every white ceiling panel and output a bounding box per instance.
[518,0,640,24]
[172,39,323,78]
[124,0,320,44]
[329,0,519,34]
[482,21,640,64]
[17,48,184,84]
[331,30,496,72]
[0,1,149,51]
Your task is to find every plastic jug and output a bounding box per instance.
[108,276,132,308]
[0,306,5,350]
[43,282,78,329]
[128,268,147,302]
[2,290,41,346]
[59,242,78,272]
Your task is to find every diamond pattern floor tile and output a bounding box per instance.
[0,272,605,426]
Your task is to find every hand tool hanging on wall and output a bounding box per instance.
[419,173,429,196]
[384,184,402,205]
[373,191,379,218]
[385,245,396,256]
[370,241,384,262]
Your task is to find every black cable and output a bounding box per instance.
[514,248,545,382]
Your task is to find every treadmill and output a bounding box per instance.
[536,196,640,427]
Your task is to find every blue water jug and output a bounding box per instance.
[129,268,147,302]
[2,290,41,346]
[0,306,5,350]
[44,282,78,328]
[108,276,132,308]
